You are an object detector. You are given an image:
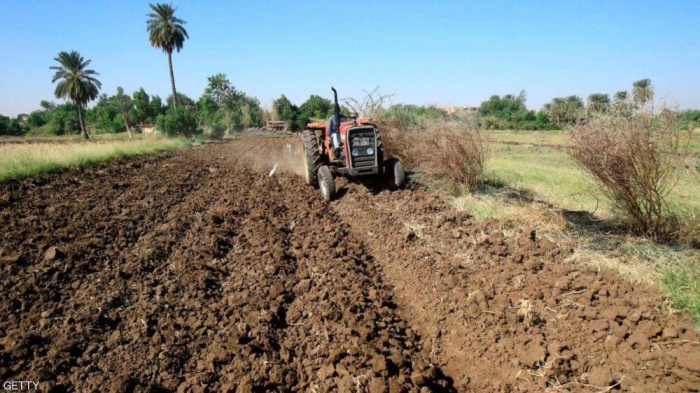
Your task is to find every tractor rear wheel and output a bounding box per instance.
[301,130,320,186]
[318,165,336,201]
[384,158,405,188]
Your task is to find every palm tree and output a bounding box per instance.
[613,91,632,117]
[50,51,101,139]
[564,95,584,123]
[587,93,610,114]
[632,78,654,113]
[547,96,584,124]
[547,97,566,124]
[614,91,628,105]
[112,87,135,139]
[147,3,188,108]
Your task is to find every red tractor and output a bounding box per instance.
[300,87,405,201]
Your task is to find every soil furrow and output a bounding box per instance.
[330,175,700,392]
[2,136,698,392]
[0,141,457,392]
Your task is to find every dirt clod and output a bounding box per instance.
[586,366,614,387]
[43,246,63,261]
[679,352,700,373]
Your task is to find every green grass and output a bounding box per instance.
[0,137,188,183]
[487,129,571,146]
[687,128,700,151]
[663,261,700,323]
[489,144,613,214]
[0,131,154,143]
[454,143,615,221]
[457,141,700,220]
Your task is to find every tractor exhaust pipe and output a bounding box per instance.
[331,87,340,135]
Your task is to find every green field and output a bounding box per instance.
[0,132,154,143]
[457,130,700,220]
[487,129,572,146]
[0,136,188,183]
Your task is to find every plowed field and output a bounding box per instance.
[1,136,698,392]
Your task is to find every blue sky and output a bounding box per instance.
[1,0,698,117]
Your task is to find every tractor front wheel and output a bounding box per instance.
[318,165,336,201]
[301,130,320,186]
[384,158,405,188]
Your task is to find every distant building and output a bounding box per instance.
[443,106,477,114]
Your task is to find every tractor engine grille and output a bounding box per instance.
[347,127,378,169]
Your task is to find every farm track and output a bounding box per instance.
[0,137,698,392]
[489,140,569,151]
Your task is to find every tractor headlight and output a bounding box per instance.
[352,149,359,157]
[367,148,374,155]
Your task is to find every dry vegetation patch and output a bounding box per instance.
[567,112,692,242]
[381,118,489,192]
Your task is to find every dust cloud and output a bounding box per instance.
[226,136,306,177]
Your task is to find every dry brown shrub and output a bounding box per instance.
[380,117,489,192]
[567,111,689,240]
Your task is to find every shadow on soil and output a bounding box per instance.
[341,170,421,197]
[476,179,632,237]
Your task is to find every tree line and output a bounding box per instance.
[3,77,698,137]
[476,79,661,130]
[0,79,345,138]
